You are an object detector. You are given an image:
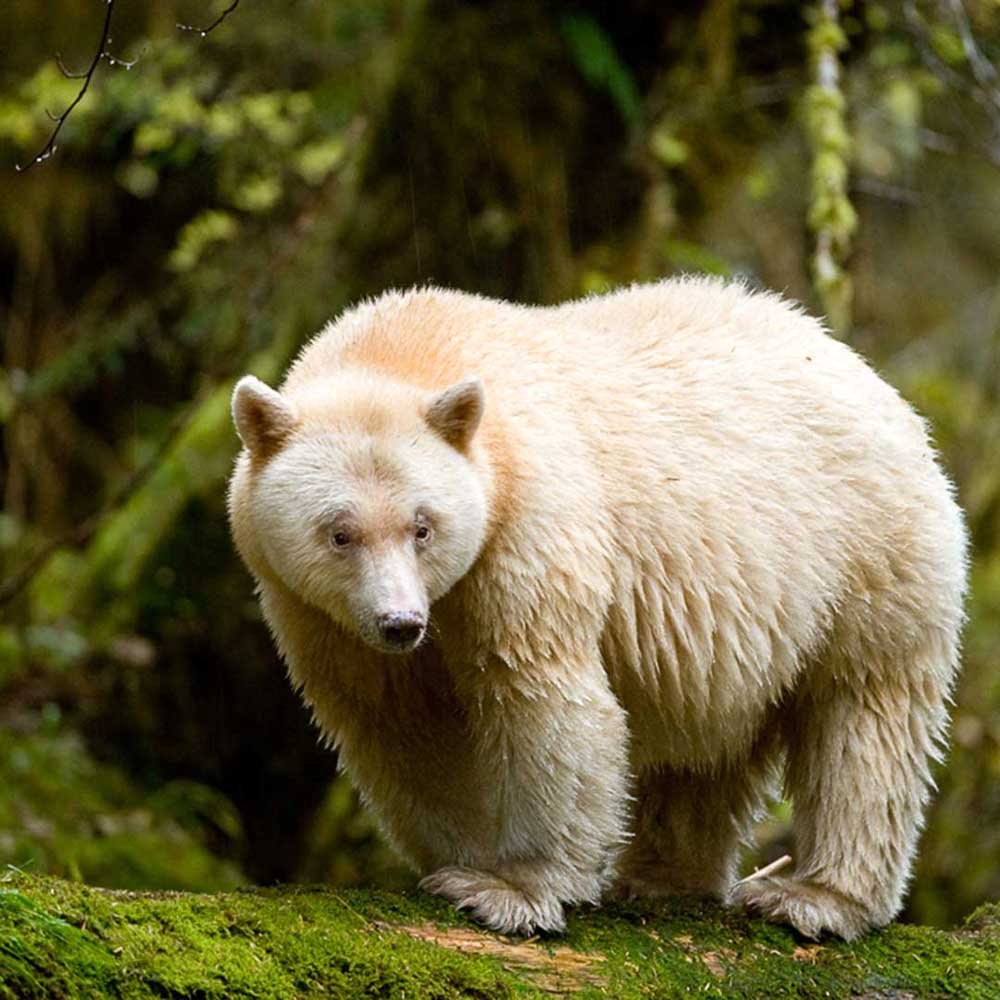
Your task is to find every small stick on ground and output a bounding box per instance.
[733,854,793,887]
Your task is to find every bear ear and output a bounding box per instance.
[425,377,485,450]
[232,375,298,457]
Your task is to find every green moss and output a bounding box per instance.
[565,897,1000,998]
[1,874,996,999]
[0,876,530,999]
[0,888,118,1000]
[803,2,855,337]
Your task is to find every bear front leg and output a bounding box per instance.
[420,662,630,936]
[732,666,949,940]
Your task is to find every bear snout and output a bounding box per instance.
[376,611,426,651]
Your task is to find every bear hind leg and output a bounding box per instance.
[615,755,773,901]
[732,648,953,940]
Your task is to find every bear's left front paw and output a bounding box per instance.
[729,874,873,941]
[419,866,566,936]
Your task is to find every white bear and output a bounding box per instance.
[227,278,967,939]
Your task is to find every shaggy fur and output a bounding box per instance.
[227,278,967,940]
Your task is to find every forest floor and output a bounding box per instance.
[1,871,997,998]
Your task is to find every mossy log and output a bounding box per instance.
[1,873,997,999]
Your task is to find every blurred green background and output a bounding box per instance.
[1,0,997,929]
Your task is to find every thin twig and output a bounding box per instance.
[55,53,88,80]
[904,0,966,90]
[943,0,1000,108]
[852,176,921,206]
[905,0,1000,164]
[16,0,119,172]
[16,0,235,171]
[733,854,793,887]
[177,1,241,36]
[103,45,137,71]
[919,126,960,155]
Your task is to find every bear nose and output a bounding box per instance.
[377,612,425,648]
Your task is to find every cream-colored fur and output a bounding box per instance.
[227,278,967,940]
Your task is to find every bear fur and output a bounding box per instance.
[227,278,967,940]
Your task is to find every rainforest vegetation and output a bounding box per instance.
[1,3,999,992]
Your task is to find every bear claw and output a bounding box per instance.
[419,865,566,936]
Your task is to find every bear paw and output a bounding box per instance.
[729,875,873,941]
[419,866,566,936]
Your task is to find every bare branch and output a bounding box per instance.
[919,126,960,155]
[905,1,967,89]
[16,0,119,172]
[177,1,241,37]
[852,176,922,206]
[55,53,89,80]
[16,0,239,171]
[103,39,138,71]
[904,0,1000,167]
[943,0,1000,109]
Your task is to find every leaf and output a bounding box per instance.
[561,14,641,125]
[168,210,240,272]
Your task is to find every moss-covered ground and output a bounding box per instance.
[0,871,996,999]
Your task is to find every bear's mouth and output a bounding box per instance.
[374,628,425,655]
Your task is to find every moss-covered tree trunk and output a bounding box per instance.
[2,874,998,999]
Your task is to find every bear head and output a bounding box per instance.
[230,371,489,654]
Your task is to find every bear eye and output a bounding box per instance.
[331,530,351,549]
[414,523,432,545]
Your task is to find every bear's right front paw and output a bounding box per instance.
[419,866,566,936]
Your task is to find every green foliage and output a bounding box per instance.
[561,13,642,126]
[803,2,856,336]
[887,331,1000,925]
[0,0,405,893]
[3,40,350,219]
[294,136,349,186]
[0,724,243,893]
[0,63,79,148]
[649,128,690,168]
[663,239,732,278]
[298,777,413,890]
[929,25,966,66]
[168,210,239,272]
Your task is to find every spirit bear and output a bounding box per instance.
[227,278,967,940]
